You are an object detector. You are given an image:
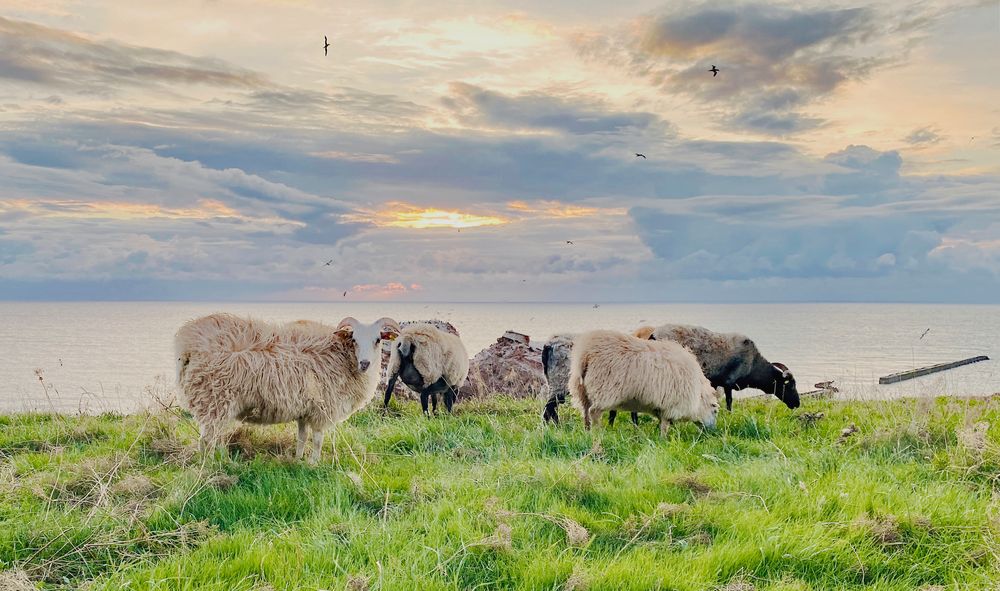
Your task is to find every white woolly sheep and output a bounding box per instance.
[384,323,469,415]
[635,324,799,412]
[540,334,638,427]
[175,313,399,462]
[568,330,720,436]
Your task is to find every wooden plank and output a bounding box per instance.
[879,356,990,385]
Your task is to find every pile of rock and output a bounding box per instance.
[459,330,546,400]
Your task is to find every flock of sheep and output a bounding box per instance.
[175,313,800,462]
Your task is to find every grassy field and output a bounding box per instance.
[1,395,999,590]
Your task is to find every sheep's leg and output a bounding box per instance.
[582,403,592,430]
[658,413,672,438]
[587,407,603,434]
[295,418,308,460]
[420,391,430,417]
[430,391,439,416]
[310,428,325,464]
[197,422,215,453]
[444,386,455,413]
[383,374,398,409]
[631,412,639,426]
[607,410,617,427]
[724,385,734,412]
[198,422,226,459]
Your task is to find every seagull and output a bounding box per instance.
[566,240,574,245]
[635,153,646,159]
[324,35,330,56]
[592,304,600,309]
[970,136,975,144]
[920,328,931,340]
[343,290,348,297]
[324,259,333,266]
[709,65,719,77]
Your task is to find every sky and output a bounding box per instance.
[0,0,999,303]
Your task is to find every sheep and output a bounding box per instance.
[383,323,469,415]
[540,334,638,427]
[175,313,399,462]
[569,330,719,436]
[635,323,799,411]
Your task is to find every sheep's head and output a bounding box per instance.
[771,362,800,409]
[336,316,400,373]
[697,382,721,430]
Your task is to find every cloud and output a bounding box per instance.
[573,2,960,135]
[0,17,266,93]
[627,142,1000,286]
[821,144,903,195]
[904,126,943,145]
[441,82,667,134]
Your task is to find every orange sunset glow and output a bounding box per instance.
[343,203,508,229]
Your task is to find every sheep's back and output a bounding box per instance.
[176,315,368,426]
[399,324,470,387]
[653,324,747,376]
[572,330,706,415]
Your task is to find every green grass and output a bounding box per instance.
[2,396,1000,590]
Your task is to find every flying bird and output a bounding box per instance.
[324,259,333,266]
[920,328,931,340]
[635,153,646,159]
[566,240,574,245]
[592,304,600,309]
[324,35,330,56]
[343,290,348,297]
[709,65,719,77]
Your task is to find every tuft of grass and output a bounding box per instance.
[0,396,999,589]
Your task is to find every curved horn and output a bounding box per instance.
[375,317,400,336]
[336,316,359,332]
[772,362,790,378]
[632,326,655,340]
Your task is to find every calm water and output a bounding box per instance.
[0,302,997,413]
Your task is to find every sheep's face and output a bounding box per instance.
[337,316,400,373]
[698,383,721,430]
[771,363,800,409]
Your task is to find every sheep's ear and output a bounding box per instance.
[336,317,358,335]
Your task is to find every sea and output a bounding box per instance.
[0,302,997,413]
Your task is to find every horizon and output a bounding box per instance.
[2,1,999,303]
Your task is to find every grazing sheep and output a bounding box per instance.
[175,314,399,462]
[540,334,638,427]
[569,330,720,436]
[636,324,799,411]
[384,323,469,415]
